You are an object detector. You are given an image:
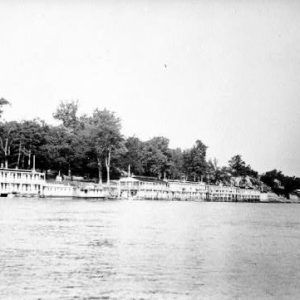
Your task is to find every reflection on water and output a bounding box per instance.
[0,198,300,299]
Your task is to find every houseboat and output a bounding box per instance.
[206,185,240,202]
[73,184,106,198]
[43,182,74,197]
[167,180,207,201]
[0,168,45,197]
[0,168,109,199]
[0,168,265,202]
[116,175,262,202]
[118,176,169,200]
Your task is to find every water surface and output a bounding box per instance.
[0,198,300,299]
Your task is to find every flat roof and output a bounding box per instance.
[132,176,166,184]
[167,180,205,184]
[0,168,43,174]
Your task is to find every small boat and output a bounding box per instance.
[0,192,14,198]
[74,185,106,198]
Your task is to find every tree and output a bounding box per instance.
[120,136,145,175]
[0,98,10,119]
[183,140,207,181]
[282,176,300,196]
[53,100,79,129]
[262,169,284,191]
[228,155,246,176]
[142,136,172,179]
[260,169,300,196]
[206,158,233,185]
[0,121,19,168]
[206,158,219,183]
[228,154,258,178]
[16,119,49,170]
[0,120,52,170]
[169,148,184,179]
[41,125,77,173]
[84,109,123,184]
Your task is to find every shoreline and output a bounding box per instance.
[1,194,299,204]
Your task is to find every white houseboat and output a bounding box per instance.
[118,176,207,201]
[167,180,207,201]
[0,168,45,197]
[43,182,74,197]
[0,168,108,199]
[118,176,169,200]
[73,184,106,198]
[0,168,264,202]
[207,185,239,202]
[116,175,262,202]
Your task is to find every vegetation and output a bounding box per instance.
[0,99,299,195]
[0,98,10,119]
[260,170,300,197]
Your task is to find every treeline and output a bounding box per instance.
[0,99,299,195]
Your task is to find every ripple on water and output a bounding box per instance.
[1,199,300,299]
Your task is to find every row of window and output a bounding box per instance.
[44,186,73,192]
[0,183,41,191]
[0,172,44,180]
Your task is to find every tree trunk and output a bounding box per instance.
[21,153,25,169]
[105,149,111,186]
[28,149,31,169]
[17,142,22,169]
[0,129,13,169]
[97,156,102,184]
[4,137,9,168]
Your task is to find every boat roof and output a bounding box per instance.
[0,168,43,174]
[119,176,167,184]
[167,180,205,185]
[119,177,140,182]
[132,176,167,184]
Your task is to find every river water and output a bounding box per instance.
[0,198,299,299]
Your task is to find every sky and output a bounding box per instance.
[0,0,299,176]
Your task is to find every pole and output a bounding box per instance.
[32,155,36,172]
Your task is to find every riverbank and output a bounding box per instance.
[1,168,299,203]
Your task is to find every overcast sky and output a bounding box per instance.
[0,0,299,176]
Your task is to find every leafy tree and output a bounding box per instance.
[219,166,232,185]
[169,148,184,179]
[206,158,234,185]
[0,121,19,168]
[228,155,246,176]
[183,140,207,181]
[41,125,77,174]
[260,169,300,196]
[206,158,220,183]
[282,176,300,196]
[16,119,49,170]
[0,120,50,170]
[0,98,10,119]
[53,100,79,129]
[142,136,171,179]
[84,109,123,184]
[228,154,258,178]
[261,169,283,187]
[120,136,145,175]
